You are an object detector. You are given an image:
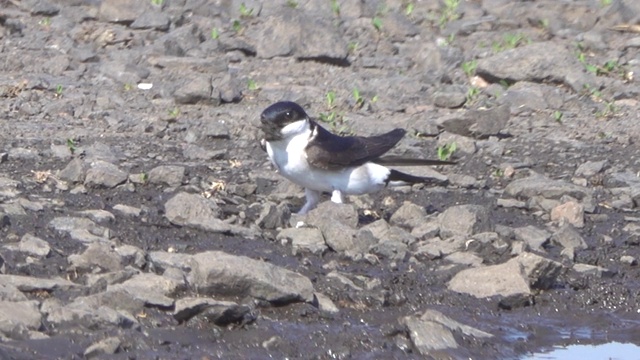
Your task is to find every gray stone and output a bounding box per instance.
[112,204,142,218]
[47,298,137,330]
[0,274,79,292]
[439,205,492,238]
[411,219,440,239]
[165,192,257,237]
[68,242,125,272]
[174,76,214,105]
[257,202,291,230]
[515,252,564,289]
[182,144,226,161]
[148,165,185,187]
[277,227,327,255]
[84,161,128,188]
[84,337,121,359]
[448,259,531,298]
[148,251,193,273]
[575,160,608,177]
[99,0,150,23]
[505,173,591,200]
[188,251,314,304]
[314,292,339,314]
[550,201,585,228]
[18,233,51,257]
[513,225,551,251]
[79,210,115,224]
[389,201,427,229]
[433,90,466,109]
[0,300,42,338]
[107,272,182,308]
[173,297,250,325]
[130,12,170,31]
[573,263,614,278]
[58,158,86,183]
[436,132,477,155]
[0,283,28,301]
[84,268,138,288]
[551,224,588,251]
[155,24,204,56]
[476,42,585,92]
[444,251,483,266]
[440,104,510,139]
[621,255,637,266]
[304,202,358,252]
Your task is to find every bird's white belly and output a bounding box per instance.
[265,136,390,195]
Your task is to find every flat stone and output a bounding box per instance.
[0,300,42,338]
[84,337,122,359]
[84,161,128,188]
[18,233,51,257]
[173,297,250,325]
[148,165,185,187]
[505,173,591,200]
[277,227,327,255]
[513,225,551,251]
[188,251,314,304]
[439,204,492,239]
[550,201,585,228]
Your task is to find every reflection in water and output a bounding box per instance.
[523,342,640,360]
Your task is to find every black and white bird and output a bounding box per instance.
[259,101,454,214]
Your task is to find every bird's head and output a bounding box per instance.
[260,101,309,141]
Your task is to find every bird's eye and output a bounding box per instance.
[285,111,291,118]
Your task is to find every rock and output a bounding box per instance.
[188,251,314,304]
[84,337,121,359]
[550,201,585,228]
[444,251,483,266]
[448,259,531,298]
[148,165,185,187]
[173,297,251,325]
[58,158,86,183]
[154,24,204,57]
[551,224,588,250]
[108,272,182,308]
[174,76,214,105]
[277,227,327,255]
[0,300,42,338]
[389,201,427,229]
[515,252,564,289]
[0,274,79,292]
[505,173,591,200]
[84,161,128,188]
[621,255,637,266]
[0,283,28,301]
[257,202,290,230]
[475,42,585,91]
[573,263,614,278]
[99,0,150,23]
[513,226,551,251]
[433,89,466,108]
[68,242,125,272]
[79,210,116,224]
[314,292,339,314]
[575,160,608,177]
[436,132,477,155]
[440,104,510,139]
[401,309,492,355]
[18,233,51,257]
[164,192,257,237]
[439,205,492,238]
[304,203,358,252]
[46,298,137,330]
[112,204,142,218]
[130,12,170,31]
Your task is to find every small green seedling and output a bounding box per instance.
[232,20,242,32]
[247,79,258,90]
[151,0,163,5]
[405,3,414,16]
[372,17,383,31]
[66,139,77,154]
[353,88,364,108]
[286,0,298,8]
[553,111,563,123]
[331,0,340,15]
[168,107,180,118]
[437,143,457,161]
[326,91,336,109]
[55,84,63,97]
[461,60,477,78]
[439,0,460,28]
[239,3,254,17]
[211,28,219,39]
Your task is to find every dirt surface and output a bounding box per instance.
[1,0,640,359]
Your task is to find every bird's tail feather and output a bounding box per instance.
[387,169,448,186]
[376,156,456,166]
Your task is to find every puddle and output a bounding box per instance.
[522,342,640,360]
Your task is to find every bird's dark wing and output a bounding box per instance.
[305,121,406,170]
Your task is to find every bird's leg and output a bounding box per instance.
[298,188,320,214]
[330,190,344,204]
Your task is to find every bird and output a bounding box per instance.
[259,101,455,214]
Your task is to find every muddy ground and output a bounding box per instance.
[0,0,640,359]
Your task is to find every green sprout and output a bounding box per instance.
[168,107,180,118]
[439,0,460,28]
[553,111,563,123]
[461,60,477,78]
[239,3,254,17]
[39,17,51,26]
[466,87,480,104]
[492,33,529,53]
[331,0,340,15]
[141,173,149,183]
[151,0,163,5]
[247,79,258,90]
[348,42,358,54]
[371,94,379,103]
[232,19,242,32]
[326,90,336,109]
[353,88,364,108]
[66,139,77,154]
[211,28,219,39]
[55,84,63,97]
[372,17,383,31]
[405,3,414,16]
[123,83,133,91]
[286,0,298,8]
[437,143,457,161]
